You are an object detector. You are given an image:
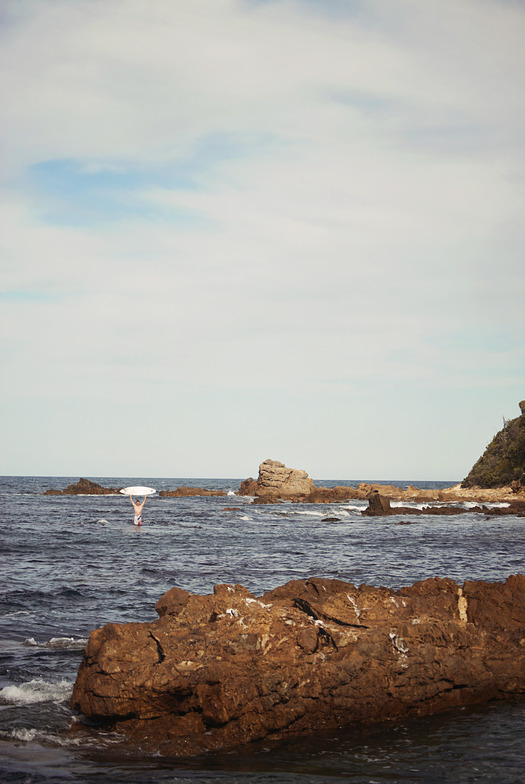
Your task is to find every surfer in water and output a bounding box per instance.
[130,495,146,526]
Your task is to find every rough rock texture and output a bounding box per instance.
[362,490,393,516]
[300,486,367,503]
[252,459,315,499]
[462,401,525,489]
[237,478,258,496]
[43,478,120,495]
[71,575,525,757]
[159,487,226,497]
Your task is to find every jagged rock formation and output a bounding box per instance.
[70,575,525,757]
[43,478,120,495]
[238,459,315,499]
[462,401,525,489]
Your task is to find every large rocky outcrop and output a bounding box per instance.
[239,459,315,499]
[71,575,525,757]
[462,401,525,489]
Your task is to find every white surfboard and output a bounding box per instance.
[120,486,157,496]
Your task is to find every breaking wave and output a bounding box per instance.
[22,636,88,650]
[0,678,73,705]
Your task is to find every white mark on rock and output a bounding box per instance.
[389,632,409,657]
[458,588,468,623]
[347,594,361,620]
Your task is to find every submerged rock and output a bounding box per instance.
[159,487,226,497]
[71,574,525,757]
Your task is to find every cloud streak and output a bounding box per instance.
[1,0,524,478]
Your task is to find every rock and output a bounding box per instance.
[362,491,392,516]
[462,401,525,489]
[254,459,315,499]
[70,574,525,757]
[237,478,258,496]
[361,493,495,518]
[301,486,367,503]
[42,478,120,495]
[159,487,226,497]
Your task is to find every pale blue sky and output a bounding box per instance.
[1,0,524,480]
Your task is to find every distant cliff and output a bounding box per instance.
[462,401,525,488]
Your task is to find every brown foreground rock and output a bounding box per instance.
[71,574,525,757]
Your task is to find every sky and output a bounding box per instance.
[1,0,524,481]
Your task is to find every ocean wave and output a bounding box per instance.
[463,501,510,509]
[22,636,88,650]
[0,610,30,619]
[293,510,331,517]
[0,678,73,705]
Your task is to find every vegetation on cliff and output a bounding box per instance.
[462,401,525,488]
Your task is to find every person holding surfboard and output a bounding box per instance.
[119,486,156,525]
[130,495,146,526]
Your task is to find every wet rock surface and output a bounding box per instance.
[71,574,525,757]
[362,492,525,517]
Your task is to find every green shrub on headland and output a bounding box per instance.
[462,401,525,489]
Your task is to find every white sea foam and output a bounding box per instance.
[0,678,73,705]
[22,636,88,650]
[390,501,427,510]
[294,510,329,517]
[227,490,236,496]
[2,725,120,748]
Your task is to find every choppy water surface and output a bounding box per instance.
[1,475,525,783]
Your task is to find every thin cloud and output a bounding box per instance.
[1,0,524,477]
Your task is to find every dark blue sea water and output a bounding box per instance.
[1,475,525,783]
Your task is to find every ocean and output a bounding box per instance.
[1,475,525,783]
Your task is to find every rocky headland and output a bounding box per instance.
[237,457,525,507]
[462,400,525,490]
[71,574,525,757]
